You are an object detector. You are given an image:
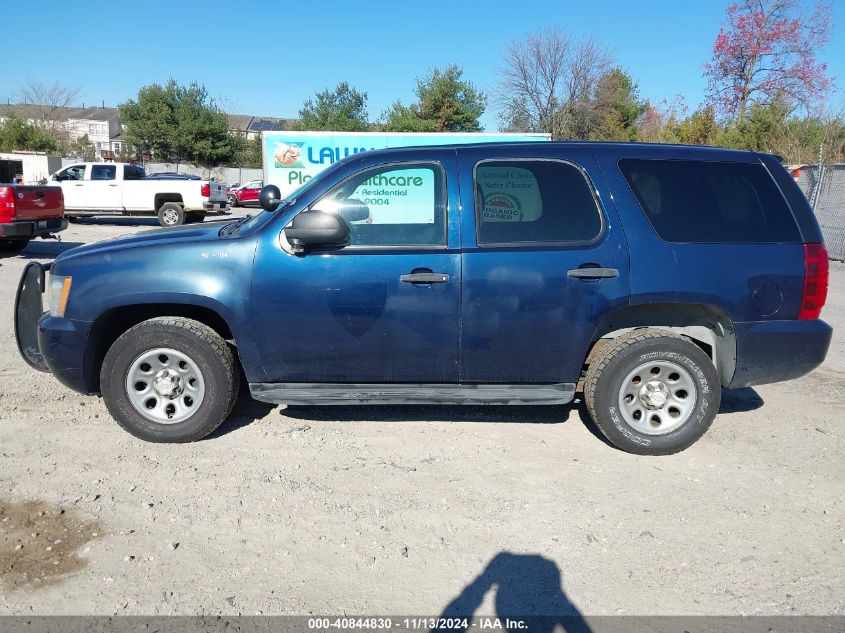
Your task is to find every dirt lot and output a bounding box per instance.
[0,217,843,617]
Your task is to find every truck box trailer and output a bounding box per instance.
[262,131,550,200]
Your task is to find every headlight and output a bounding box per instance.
[48,275,72,317]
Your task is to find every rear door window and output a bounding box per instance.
[619,159,800,243]
[474,160,602,244]
[91,165,116,180]
[124,165,145,180]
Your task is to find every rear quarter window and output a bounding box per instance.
[618,158,800,243]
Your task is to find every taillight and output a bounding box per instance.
[799,243,829,319]
[200,183,210,197]
[0,186,16,223]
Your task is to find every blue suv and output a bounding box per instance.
[14,142,832,455]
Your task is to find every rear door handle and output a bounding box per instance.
[567,267,619,279]
[400,272,450,284]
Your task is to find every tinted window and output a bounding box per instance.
[124,165,145,180]
[91,164,116,180]
[619,159,800,243]
[475,160,602,244]
[309,164,445,247]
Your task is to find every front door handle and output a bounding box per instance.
[400,272,450,284]
[567,267,619,279]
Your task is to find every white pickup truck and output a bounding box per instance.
[48,162,229,226]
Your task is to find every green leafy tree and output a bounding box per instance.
[583,68,645,141]
[120,80,236,167]
[234,134,263,168]
[383,64,487,132]
[171,82,236,168]
[60,133,96,161]
[0,115,60,153]
[720,97,792,154]
[673,106,722,146]
[298,82,370,131]
[119,82,179,160]
[380,101,438,132]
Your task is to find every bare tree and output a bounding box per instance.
[497,29,612,138]
[16,81,82,132]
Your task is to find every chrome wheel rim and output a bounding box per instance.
[227,195,237,207]
[617,359,697,435]
[125,348,205,424]
[162,208,179,225]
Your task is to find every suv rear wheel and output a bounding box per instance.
[584,329,720,455]
[100,317,239,442]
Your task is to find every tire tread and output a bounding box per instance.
[584,328,715,454]
[101,317,239,442]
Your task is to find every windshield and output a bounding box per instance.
[233,169,335,235]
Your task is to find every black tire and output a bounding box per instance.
[185,212,205,224]
[100,317,239,442]
[584,328,720,455]
[227,194,238,208]
[0,239,29,253]
[157,202,185,227]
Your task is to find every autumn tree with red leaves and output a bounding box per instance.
[705,0,833,123]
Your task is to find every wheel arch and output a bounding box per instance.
[587,302,737,386]
[154,193,184,210]
[84,303,236,394]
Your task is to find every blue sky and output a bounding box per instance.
[6,0,844,129]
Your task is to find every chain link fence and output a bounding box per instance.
[795,164,845,261]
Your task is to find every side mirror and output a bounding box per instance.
[52,174,62,181]
[38,177,48,185]
[259,184,283,211]
[284,211,349,255]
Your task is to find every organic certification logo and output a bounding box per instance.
[483,192,523,222]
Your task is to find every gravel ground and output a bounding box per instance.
[0,216,843,617]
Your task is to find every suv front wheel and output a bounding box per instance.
[584,329,720,455]
[100,317,239,442]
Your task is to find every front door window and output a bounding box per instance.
[308,164,446,247]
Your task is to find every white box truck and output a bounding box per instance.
[262,131,550,200]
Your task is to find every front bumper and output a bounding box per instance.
[729,319,833,388]
[1,217,68,239]
[15,262,90,393]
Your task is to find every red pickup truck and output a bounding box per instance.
[0,185,67,252]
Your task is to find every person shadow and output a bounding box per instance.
[436,552,591,633]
